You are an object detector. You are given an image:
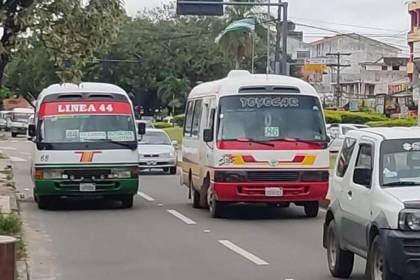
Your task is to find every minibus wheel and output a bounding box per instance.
[120,195,134,209]
[304,201,319,218]
[208,190,225,218]
[191,180,201,209]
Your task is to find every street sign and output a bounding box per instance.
[303,64,327,72]
[177,0,223,16]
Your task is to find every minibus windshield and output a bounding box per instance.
[217,95,327,142]
[40,115,136,143]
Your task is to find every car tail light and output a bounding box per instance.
[301,171,329,182]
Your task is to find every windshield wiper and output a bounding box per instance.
[383,181,420,187]
[262,138,326,145]
[96,139,136,150]
[222,138,275,147]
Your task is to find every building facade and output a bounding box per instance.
[408,1,420,81]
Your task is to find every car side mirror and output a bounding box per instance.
[171,140,178,146]
[28,124,36,137]
[138,122,146,135]
[353,168,372,187]
[203,129,213,142]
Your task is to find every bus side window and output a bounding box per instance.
[191,100,202,137]
[184,101,194,137]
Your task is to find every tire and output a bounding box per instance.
[120,195,134,209]
[304,201,319,218]
[208,190,225,218]
[11,132,17,138]
[326,221,354,278]
[169,167,176,175]
[37,196,55,210]
[366,236,401,280]
[199,177,210,209]
[192,187,201,209]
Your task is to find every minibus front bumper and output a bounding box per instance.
[34,178,139,198]
[212,181,328,202]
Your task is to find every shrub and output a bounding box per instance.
[324,110,388,124]
[324,111,342,123]
[174,114,185,127]
[153,122,173,129]
[340,112,387,124]
[366,118,417,127]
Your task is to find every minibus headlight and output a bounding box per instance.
[110,168,136,179]
[214,171,247,183]
[43,169,65,179]
[399,209,420,231]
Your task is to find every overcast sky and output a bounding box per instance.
[126,0,411,54]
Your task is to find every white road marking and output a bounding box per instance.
[9,156,27,162]
[203,229,211,233]
[0,146,17,151]
[137,191,155,201]
[10,141,18,143]
[19,152,31,156]
[218,240,269,266]
[157,203,164,207]
[167,209,196,225]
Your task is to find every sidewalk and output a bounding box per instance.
[0,153,29,280]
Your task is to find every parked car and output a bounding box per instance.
[0,111,10,130]
[327,123,369,153]
[324,127,420,280]
[138,128,177,174]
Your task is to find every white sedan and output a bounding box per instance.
[138,129,177,174]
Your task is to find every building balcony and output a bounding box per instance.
[409,2,420,12]
[408,27,420,42]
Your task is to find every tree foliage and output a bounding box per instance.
[4,3,273,111]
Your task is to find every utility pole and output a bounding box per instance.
[274,1,288,75]
[326,52,351,108]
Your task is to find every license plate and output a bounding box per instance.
[265,187,283,197]
[80,183,96,192]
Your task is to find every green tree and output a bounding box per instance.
[33,0,126,83]
[157,76,190,115]
[0,0,35,85]
[5,43,59,98]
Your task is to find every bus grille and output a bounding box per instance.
[247,171,300,182]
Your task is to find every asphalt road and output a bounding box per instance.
[1,135,366,280]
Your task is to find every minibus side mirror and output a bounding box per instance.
[138,122,146,135]
[28,124,36,138]
[353,167,372,188]
[203,129,213,142]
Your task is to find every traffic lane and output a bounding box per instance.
[23,197,281,280]
[5,143,296,280]
[139,172,366,279]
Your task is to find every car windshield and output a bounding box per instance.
[217,95,327,141]
[381,139,420,187]
[40,115,136,143]
[139,131,171,145]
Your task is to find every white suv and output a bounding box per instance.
[324,127,420,280]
